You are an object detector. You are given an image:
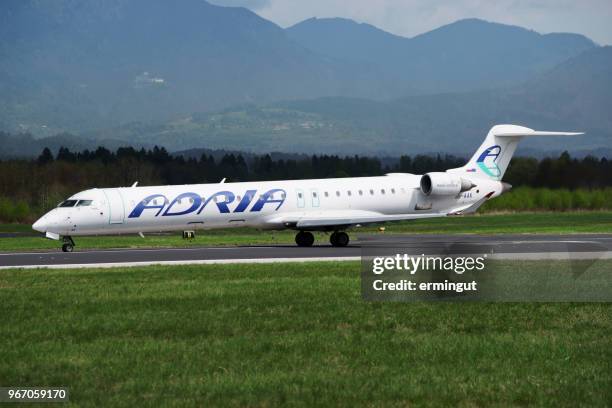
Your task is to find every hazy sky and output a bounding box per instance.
[210,0,612,45]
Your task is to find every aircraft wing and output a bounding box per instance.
[267,211,447,229]
[449,191,495,215]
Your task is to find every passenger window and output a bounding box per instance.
[324,192,329,197]
[381,189,385,194]
[336,191,340,197]
[313,192,317,198]
[76,200,92,207]
[236,195,241,201]
[391,188,396,194]
[298,192,303,198]
[358,190,363,195]
[370,189,374,195]
[189,197,194,203]
[281,193,286,199]
[347,191,352,196]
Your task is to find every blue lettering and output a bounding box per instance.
[162,192,202,216]
[129,188,287,218]
[197,191,235,214]
[234,189,257,213]
[128,194,168,218]
[251,189,286,212]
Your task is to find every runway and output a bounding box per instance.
[1,234,612,269]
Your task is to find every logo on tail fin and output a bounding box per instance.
[476,145,501,179]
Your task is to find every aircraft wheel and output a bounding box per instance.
[330,231,349,247]
[295,231,314,247]
[62,236,75,252]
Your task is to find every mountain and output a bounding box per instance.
[275,46,612,154]
[285,17,407,65]
[77,46,612,156]
[0,2,598,136]
[0,0,389,133]
[286,17,597,93]
[514,44,612,131]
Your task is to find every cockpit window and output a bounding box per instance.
[58,200,78,208]
[76,200,93,207]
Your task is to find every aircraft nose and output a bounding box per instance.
[32,216,48,233]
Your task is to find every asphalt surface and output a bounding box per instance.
[1,234,612,268]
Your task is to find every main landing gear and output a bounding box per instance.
[329,231,349,247]
[61,236,75,252]
[294,231,350,247]
[295,231,315,247]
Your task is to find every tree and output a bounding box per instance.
[37,147,54,165]
[56,147,77,162]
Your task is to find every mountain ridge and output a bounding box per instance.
[287,17,596,93]
[64,46,611,157]
[0,1,599,136]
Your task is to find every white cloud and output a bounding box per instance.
[250,0,612,44]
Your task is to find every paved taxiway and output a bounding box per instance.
[1,234,612,269]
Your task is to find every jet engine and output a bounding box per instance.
[420,172,475,196]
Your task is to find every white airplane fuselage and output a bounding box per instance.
[32,174,504,237]
[32,124,581,250]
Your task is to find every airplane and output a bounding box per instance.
[32,124,582,252]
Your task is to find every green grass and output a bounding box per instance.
[0,223,32,233]
[481,187,612,212]
[1,211,611,252]
[395,210,612,234]
[0,230,299,251]
[0,261,610,406]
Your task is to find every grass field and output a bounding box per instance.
[1,261,610,406]
[1,211,611,252]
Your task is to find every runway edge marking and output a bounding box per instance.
[0,256,362,269]
[1,251,612,269]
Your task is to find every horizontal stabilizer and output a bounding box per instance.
[495,131,584,137]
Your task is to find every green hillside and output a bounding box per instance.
[76,47,612,155]
[0,1,598,137]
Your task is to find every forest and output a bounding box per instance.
[0,146,611,222]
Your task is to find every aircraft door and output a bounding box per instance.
[103,189,125,224]
[296,189,305,208]
[310,188,320,207]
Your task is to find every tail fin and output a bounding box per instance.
[451,124,583,180]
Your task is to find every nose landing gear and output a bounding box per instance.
[61,236,75,252]
[330,231,350,247]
